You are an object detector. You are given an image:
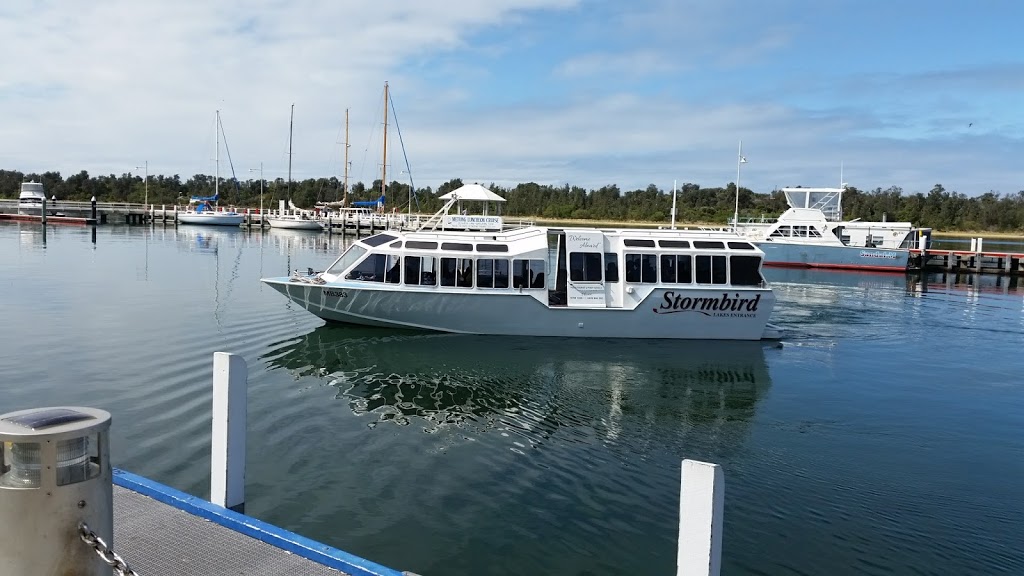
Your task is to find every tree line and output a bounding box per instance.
[1,169,1022,232]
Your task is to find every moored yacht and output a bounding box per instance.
[262,208,780,340]
[17,182,48,215]
[732,186,932,272]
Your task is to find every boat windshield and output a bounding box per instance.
[326,245,367,276]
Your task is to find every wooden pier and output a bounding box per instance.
[909,245,1024,276]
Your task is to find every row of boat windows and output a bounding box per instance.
[622,239,756,250]
[361,233,756,253]
[341,252,762,288]
[621,254,763,286]
[769,225,824,238]
[345,255,547,289]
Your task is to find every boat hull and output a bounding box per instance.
[261,278,777,340]
[267,217,323,230]
[756,242,908,272]
[178,213,244,226]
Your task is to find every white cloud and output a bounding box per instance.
[0,0,1022,199]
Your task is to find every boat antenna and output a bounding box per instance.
[343,107,350,207]
[381,82,388,206]
[288,103,294,200]
[215,110,220,202]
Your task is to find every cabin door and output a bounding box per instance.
[565,230,607,308]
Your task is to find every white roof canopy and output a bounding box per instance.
[439,183,506,202]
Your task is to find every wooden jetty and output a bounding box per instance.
[909,239,1024,276]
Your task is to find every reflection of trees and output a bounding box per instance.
[264,326,775,438]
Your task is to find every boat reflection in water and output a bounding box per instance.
[265,324,776,445]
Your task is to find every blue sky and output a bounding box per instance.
[1,0,1022,199]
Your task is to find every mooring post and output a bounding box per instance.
[678,460,723,576]
[91,196,97,222]
[211,352,247,513]
[41,197,47,225]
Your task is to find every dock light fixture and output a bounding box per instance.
[0,407,112,575]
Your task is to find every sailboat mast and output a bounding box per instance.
[288,103,294,200]
[343,108,350,207]
[381,81,388,204]
[215,110,220,201]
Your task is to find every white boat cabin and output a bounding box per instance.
[319,226,770,309]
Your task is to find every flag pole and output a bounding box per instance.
[733,141,745,232]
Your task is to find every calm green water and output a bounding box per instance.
[2,222,1022,575]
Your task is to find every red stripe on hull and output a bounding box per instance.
[0,214,92,226]
[764,261,906,273]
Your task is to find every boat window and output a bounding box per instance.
[385,255,402,284]
[770,226,792,238]
[641,254,657,283]
[477,259,494,288]
[406,241,438,250]
[440,258,458,286]
[624,239,656,248]
[403,256,420,285]
[605,253,619,282]
[512,259,546,289]
[659,240,690,248]
[476,244,509,253]
[727,242,756,250]
[730,255,763,286]
[808,228,822,238]
[678,255,692,283]
[696,255,727,284]
[660,255,676,283]
[627,253,657,283]
[346,253,386,282]
[441,242,473,252]
[625,254,641,283]
[326,245,367,275]
[389,241,403,248]
[569,252,603,282]
[693,241,724,250]
[457,258,474,288]
[362,234,397,247]
[494,259,510,289]
[404,256,437,285]
[658,255,693,283]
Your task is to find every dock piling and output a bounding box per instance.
[678,459,724,576]
[211,352,247,513]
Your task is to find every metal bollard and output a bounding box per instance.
[0,407,113,576]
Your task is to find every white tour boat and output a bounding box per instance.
[732,186,932,272]
[262,201,780,340]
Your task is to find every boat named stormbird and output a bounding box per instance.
[262,205,781,340]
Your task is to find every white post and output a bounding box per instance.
[678,459,724,576]
[970,238,977,252]
[733,141,747,231]
[211,352,247,512]
[977,237,983,253]
[671,179,678,229]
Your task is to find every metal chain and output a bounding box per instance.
[78,522,140,576]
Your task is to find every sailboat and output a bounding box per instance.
[179,110,245,226]
[267,104,323,231]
